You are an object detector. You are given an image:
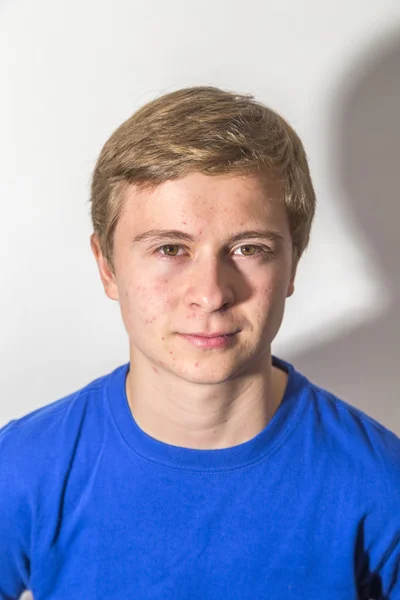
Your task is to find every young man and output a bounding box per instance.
[1,87,399,599]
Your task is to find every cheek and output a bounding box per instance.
[252,271,290,319]
[119,276,176,327]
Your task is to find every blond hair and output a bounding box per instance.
[90,86,316,273]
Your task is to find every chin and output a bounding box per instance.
[181,373,236,385]
[171,359,244,385]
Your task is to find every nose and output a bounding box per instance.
[182,254,235,313]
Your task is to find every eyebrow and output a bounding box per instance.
[131,229,284,245]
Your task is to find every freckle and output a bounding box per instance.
[169,351,173,355]
[162,337,165,340]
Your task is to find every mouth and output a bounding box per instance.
[183,329,241,338]
[178,330,240,349]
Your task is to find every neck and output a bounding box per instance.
[125,350,288,450]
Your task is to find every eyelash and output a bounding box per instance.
[155,244,273,259]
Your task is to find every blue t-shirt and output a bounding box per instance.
[1,356,399,599]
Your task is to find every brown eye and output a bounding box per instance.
[235,245,257,256]
[159,245,180,256]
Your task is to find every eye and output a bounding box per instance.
[157,244,183,257]
[233,244,268,257]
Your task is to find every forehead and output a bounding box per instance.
[118,172,288,234]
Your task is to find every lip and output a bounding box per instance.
[184,330,240,338]
[179,331,240,349]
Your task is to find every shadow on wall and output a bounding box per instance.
[287,29,400,432]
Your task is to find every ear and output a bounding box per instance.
[90,234,119,301]
[286,257,298,299]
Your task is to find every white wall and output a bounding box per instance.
[1,0,399,442]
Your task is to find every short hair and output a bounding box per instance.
[90,86,316,273]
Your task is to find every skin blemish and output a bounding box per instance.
[194,362,199,367]
[152,366,159,373]
[162,337,165,340]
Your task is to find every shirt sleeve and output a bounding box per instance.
[0,421,31,600]
[365,511,400,599]
[357,460,400,599]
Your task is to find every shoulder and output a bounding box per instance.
[304,376,400,493]
[0,365,124,558]
[0,366,121,487]
[0,366,121,595]
[295,370,400,590]
[280,355,400,474]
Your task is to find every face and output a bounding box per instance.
[91,172,297,384]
